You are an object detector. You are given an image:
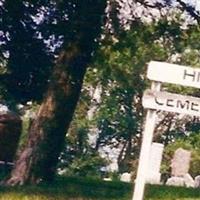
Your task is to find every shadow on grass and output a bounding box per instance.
[0,176,132,200]
[0,177,200,200]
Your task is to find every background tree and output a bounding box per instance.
[0,0,53,105]
[58,90,107,178]
[0,0,107,185]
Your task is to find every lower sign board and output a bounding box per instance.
[142,89,200,117]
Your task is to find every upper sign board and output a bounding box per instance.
[147,61,200,89]
[143,90,200,117]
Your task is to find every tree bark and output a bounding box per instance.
[4,45,87,185]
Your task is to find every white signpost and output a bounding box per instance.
[132,61,200,200]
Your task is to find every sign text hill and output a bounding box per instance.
[147,61,200,88]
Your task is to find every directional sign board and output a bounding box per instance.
[147,61,200,89]
[143,90,200,117]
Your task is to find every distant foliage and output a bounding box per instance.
[59,153,107,178]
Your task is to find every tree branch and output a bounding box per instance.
[137,0,200,24]
[175,0,200,24]
[136,0,165,9]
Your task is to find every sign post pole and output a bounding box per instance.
[132,82,161,200]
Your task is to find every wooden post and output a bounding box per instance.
[132,82,161,200]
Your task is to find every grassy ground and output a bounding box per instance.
[145,184,200,200]
[0,176,199,200]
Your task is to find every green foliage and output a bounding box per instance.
[19,103,39,150]
[91,22,170,141]
[83,17,196,172]
[61,154,107,178]
[190,151,200,178]
[187,133,200,177]
[58,90,107,178]
[161,132,200,178]
[106,171,120,181]
[60,12,200,177]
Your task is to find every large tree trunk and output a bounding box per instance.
[4,0,106,186]
[5,45,87,185]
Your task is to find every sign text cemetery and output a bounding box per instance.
[132,61,200,200]
[143,90,200,116]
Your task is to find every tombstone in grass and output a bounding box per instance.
[166,148,194,187]
[184,173,195,188]
[171,148,191,177]
[166,176,185,187]
[120,172,131,183]
[166,174,195,188]
[194,175,200,188]
[146,142,164,184]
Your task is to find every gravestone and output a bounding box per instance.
[146,143,164,184]
[184,173,195,188]
[166,173,195,187]
[166,177,185,187]
[171,148,191,177]
[194,175,200,188]
[120,172,131,183]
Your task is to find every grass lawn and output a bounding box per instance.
[0,176,199,200]
[145,184,200,200]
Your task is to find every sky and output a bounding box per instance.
[117,0,200,28]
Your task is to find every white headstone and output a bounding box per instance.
[194,175,200,188]
[184,173,195,188]
[120,172,131,183]
[166,176,185,187]
[146,143,164,184]
[171,148,191,177]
